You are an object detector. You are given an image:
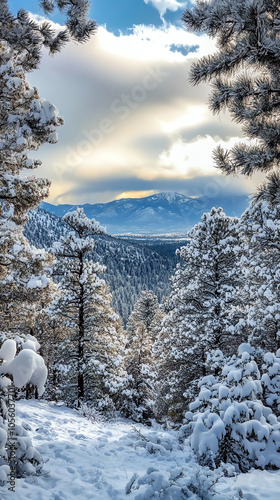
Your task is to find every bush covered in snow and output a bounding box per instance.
[126,464,242,499]
[0,336,47,483]
[182,344,280,472]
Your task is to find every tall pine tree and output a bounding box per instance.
[238,199,280,353]
[0,1,97,341]
[51,208,127,410]
[121,291,161,422]
[155,208,243,422]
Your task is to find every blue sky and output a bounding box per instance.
[10,0,188,32]
[9,0,259,204]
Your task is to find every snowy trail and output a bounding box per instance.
[1,401,280,499]
[1,401,181,500]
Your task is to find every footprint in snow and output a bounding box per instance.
[67,466,76,474]
[74,433,87,440]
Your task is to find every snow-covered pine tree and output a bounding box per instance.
[51,208,127,411]
[239,200,280,353]
[121,291,161,422]
[0,39,60,336]
[183,0,280,199]
[32,292,69,401]
[0,1,97,485]
[0,0,97,339]
[154,208,243,422]
[182,344,280,472]
[126,290,161,340]
[261,350,280,417]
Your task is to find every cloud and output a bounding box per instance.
[115,190,156,200]
[143,0,187,16]
[52,172,257,205]
[158,135,243,178]
[26,20,250,205]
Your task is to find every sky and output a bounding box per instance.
[11,0,261,204]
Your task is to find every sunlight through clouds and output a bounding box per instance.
[115,190,156,199]
[158,136,244,178]
[27,16,244,203]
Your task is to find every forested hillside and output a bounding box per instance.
[24,209,175,322]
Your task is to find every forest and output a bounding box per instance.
[0,1,280,498]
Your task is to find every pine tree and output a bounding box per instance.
[182,344,280,472]
[155,208,243,422]
[0,38,61,335]
[121,291,161,422]
[0,1,97,484]
[239,200,280,353]
[126,290,160,342]
[33,292,68,401]
[262,350,280,417]
[0,0,97,341]
[183,0,280,198]
[51,208,126,410]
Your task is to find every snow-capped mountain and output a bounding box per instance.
[41,192,249,234]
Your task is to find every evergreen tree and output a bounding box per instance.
[0,1,97,485]
[33,293,68,401]
[182,344,280,472]
[183,0,280,198]
[0,0,97,342]
[121,291,161,422]
[51,208,126,410]
[262,350,280,417]
[126,290,160,341]
[155,208,243,422]
[239,200,280,353]
[0,37,60,335]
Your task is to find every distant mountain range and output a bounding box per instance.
[41,192,249,234]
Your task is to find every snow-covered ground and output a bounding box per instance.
[1,401,280,499]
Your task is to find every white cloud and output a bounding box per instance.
[128,24,216,59]
[26,20,247,204]
[158,136,243,179]
[144,0,187,16]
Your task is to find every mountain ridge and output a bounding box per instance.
[41,192,249,234]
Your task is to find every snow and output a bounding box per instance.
[0,349,47,396]
[234,470,280,500]
[0,401,278,499]
[26,275,50,289]
[0,340,17,362]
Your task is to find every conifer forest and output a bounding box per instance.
[1,1,280,499]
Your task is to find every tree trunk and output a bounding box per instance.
[78,252,85,407]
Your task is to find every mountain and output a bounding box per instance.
[41,192,249,235]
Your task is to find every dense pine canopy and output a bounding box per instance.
[183,0,280,199]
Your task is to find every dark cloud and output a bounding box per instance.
[54,173,255,204]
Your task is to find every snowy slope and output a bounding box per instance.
[2,401,280,499]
